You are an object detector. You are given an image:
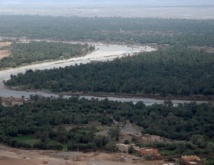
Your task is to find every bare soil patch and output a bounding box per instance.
[0,50,11,60]
[0,144,163,165]
[189,46,214,53]
[0,42,12,59]
[0,42,12,48]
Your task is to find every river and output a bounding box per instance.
[0,42,211,106]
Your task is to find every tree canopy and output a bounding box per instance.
[0,16,213,46]
[0,42,94,69]
[0,97,213,154]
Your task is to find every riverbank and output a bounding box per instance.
[59,91,214,102]
[2,86,212,106]
[8,84,214,102]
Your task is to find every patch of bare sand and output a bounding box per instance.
[0,145,163,165]
[0,50,11,59]
[189,46,214,53]
[0,42,12,48]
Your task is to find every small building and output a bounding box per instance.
[181,155,203,165]
[138,148,159,157]
[141,134,164,143]
[116,143,140,153]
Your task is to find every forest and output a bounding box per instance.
[0,16,214,46]
[5,45,214,96]
[0,96,213,155]
[0,41,94,68]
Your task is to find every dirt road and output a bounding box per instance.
[0,145,163,165]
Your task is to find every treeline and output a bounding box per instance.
[0,16,214,46]
[0,42,94,68]
[0,96,213,154]
[6,46,214,96]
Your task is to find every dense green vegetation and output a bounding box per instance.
[0,42,94,68]
[0,97,213,154]
[0,16,214,46]
[6,46,214,96]
[1,16,214,159]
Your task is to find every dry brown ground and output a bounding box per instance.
[0,50,11,59]
[0,42,12,48]
[0,42,12,60]
[0,145,163,165]
[189,46,214,53]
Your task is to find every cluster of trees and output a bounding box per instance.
[142,140,214,156]
[0,96,213,154]
[0,16,213,46]
[0,41,94,68]
[6,46,214,96]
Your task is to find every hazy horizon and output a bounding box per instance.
[0,0,214,19]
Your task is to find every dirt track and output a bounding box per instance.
[0,145,163,165]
